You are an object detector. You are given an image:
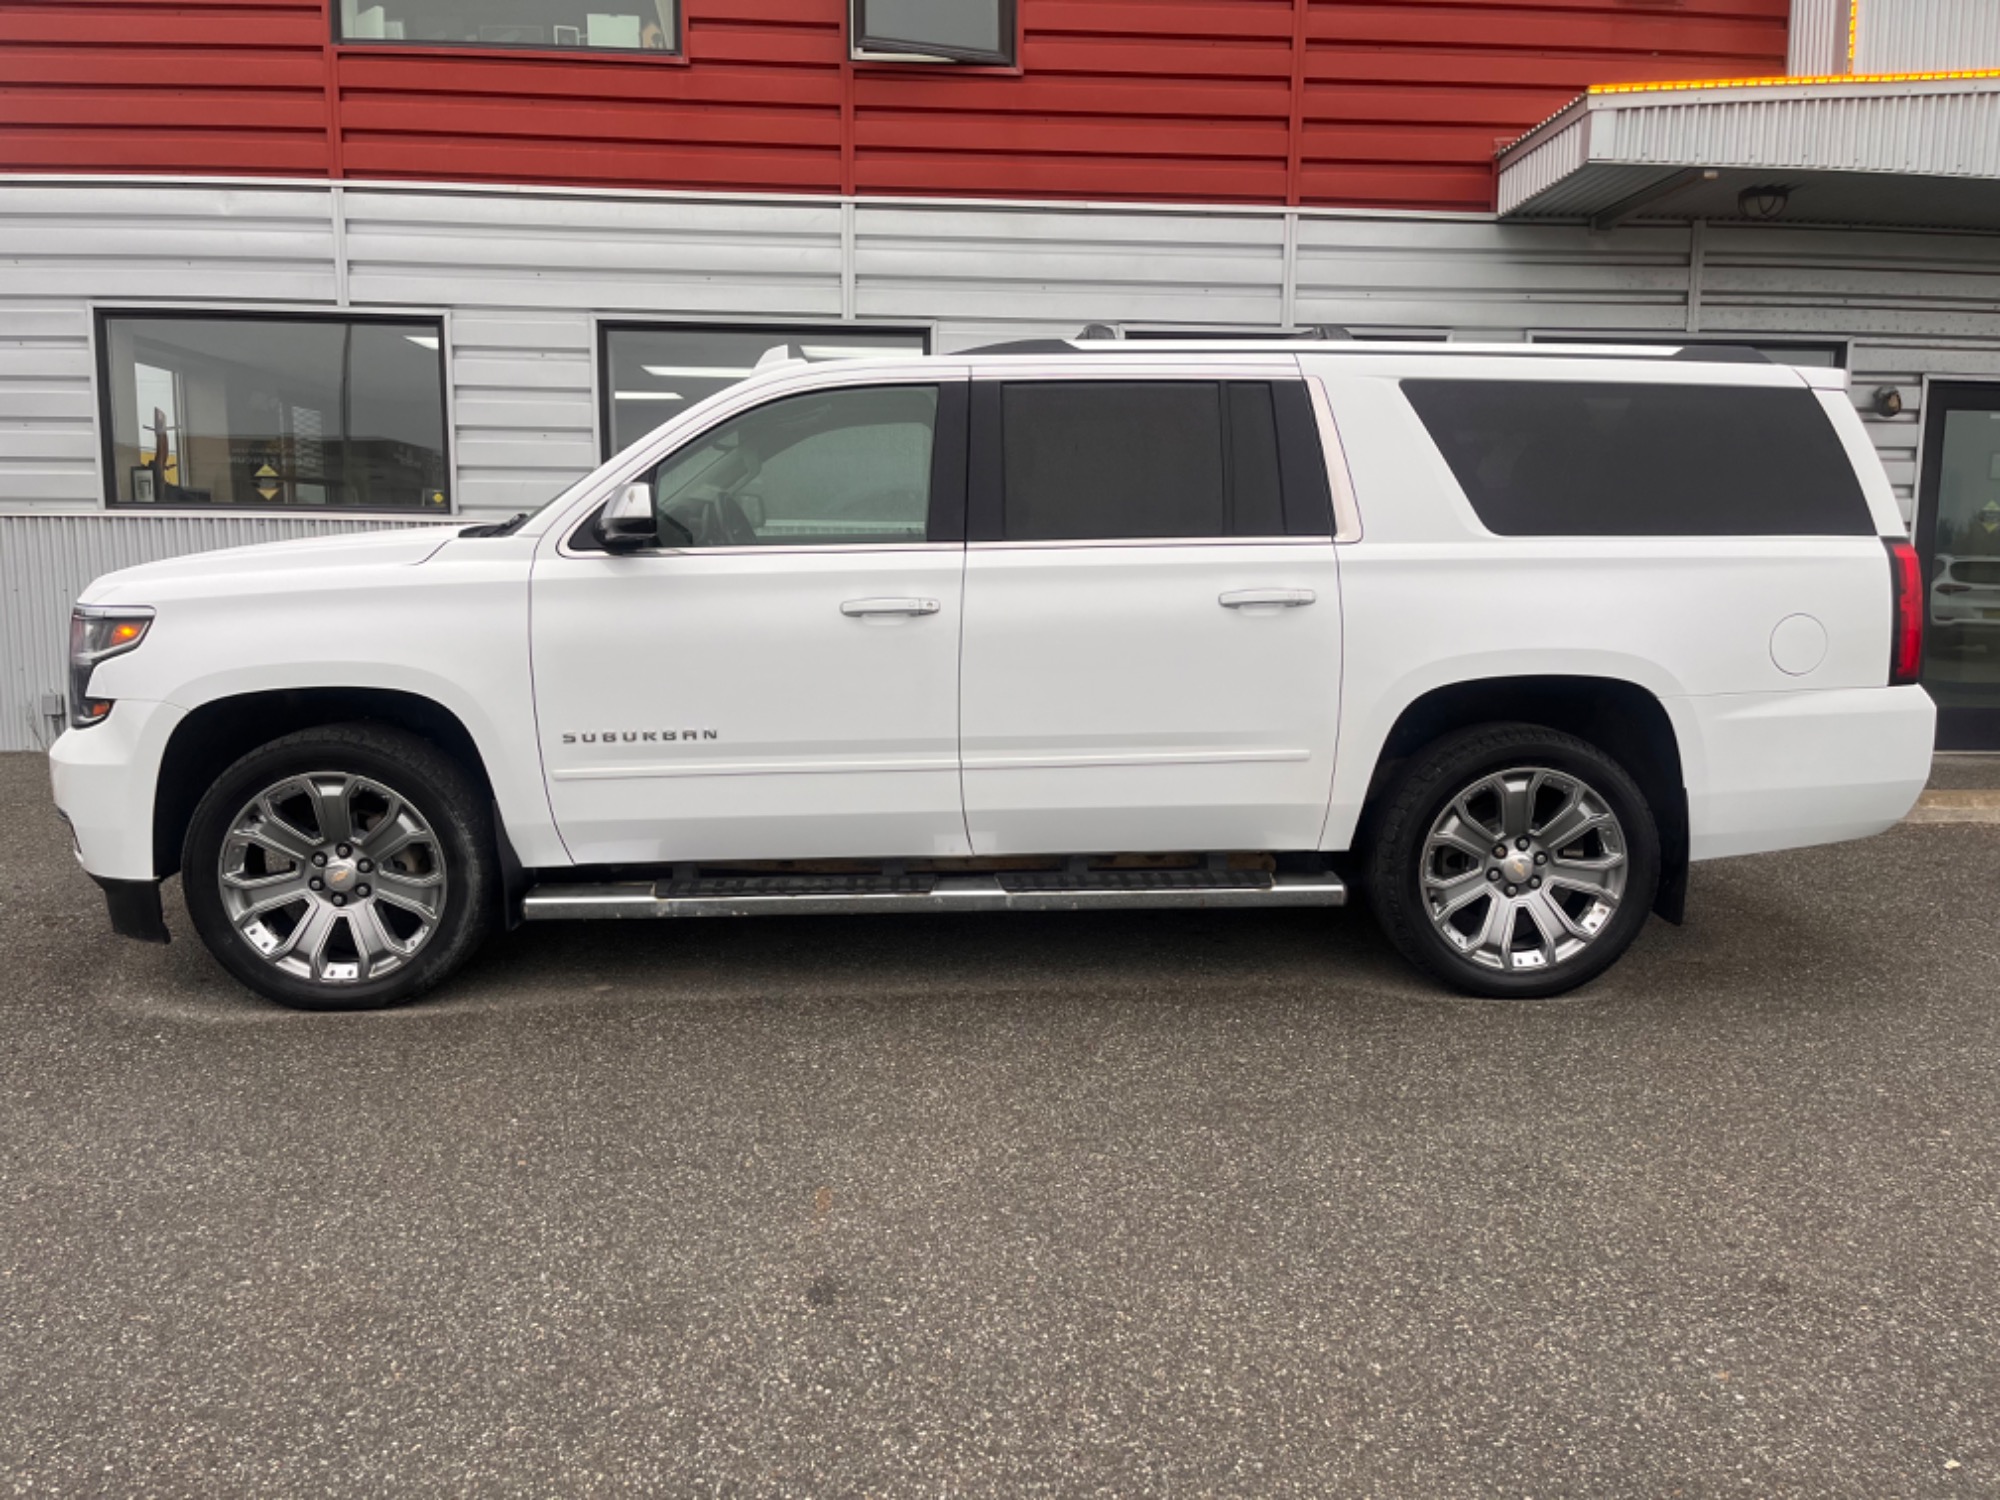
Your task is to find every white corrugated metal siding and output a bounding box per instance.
[0,513,455,751]
[857,204,1286,329]
[1295,218,1698,332]
[1599,88,2000,176]
[1789,0,1849,76]
[1856,0,2000,72]
[3,177,2000,748]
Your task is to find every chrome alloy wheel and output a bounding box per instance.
[216,772,449,986]
[1420,766,1628,974]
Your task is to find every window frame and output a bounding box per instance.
[330,0,683,59]
[93,306,455,515]
[850,0,1018,68]
[596,319,933,461]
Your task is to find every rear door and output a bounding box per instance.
[957,368,1343,854]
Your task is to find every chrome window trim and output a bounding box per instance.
[967,536,1328,552]
[557,539,962,561]
[1306,374,1364,543]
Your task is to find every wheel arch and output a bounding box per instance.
[1354,675,1690,923]
[153,687,496,880]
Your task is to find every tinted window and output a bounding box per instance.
[1402,379,1872,537]
[102,314,447,512]
[1229,383,1285,537]
[645,385,937,548]
[1003,381,1311,542]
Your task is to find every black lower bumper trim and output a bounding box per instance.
[94,876,170,944]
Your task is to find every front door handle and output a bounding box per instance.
[841,597,942,617]
[1219,588,1316,609]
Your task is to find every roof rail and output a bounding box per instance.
[957,338,1084,356]
[1669,344,1772,363]
[963,324,1356,355]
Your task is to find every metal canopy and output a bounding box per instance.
[1497,73,2000,231]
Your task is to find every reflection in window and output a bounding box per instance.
[853,0,1013,64]
[600,324,928,456]
[102,315,449,512]
[644,385,938,548]
[338,0,676,52]
[1925,406,2000,716]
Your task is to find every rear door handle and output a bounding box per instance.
[1219,588,1316,609]
[841,597,941,617]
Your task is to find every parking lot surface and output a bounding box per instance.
[4,750,1998,1498]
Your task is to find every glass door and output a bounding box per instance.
[1916,383,2000,749]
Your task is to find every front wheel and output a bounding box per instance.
[182,724,498,1010]
[1366,723,1660,999]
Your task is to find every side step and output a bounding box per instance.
[521,867,1347,921]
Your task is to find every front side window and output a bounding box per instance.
[852,0,1013,64]
[641,385,940,548]
[100,315,449,512]
[337,0,677,53]
[601,324,929,456]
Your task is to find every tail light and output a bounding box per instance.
[1885,538,1923,686]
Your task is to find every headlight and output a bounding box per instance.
[69,605,154,729]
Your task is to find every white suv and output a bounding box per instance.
[50,340,1935,1008]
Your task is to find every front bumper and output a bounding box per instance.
[48,698,185,883]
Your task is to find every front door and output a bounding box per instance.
[532,377,972,864]
[1917,383,2000,749]
[958,376,1342,854]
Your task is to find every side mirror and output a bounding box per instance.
[595,483,657,553]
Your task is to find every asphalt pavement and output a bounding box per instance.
[3,749,1998,1498]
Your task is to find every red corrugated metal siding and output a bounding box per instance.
[0,0,1789,211]
[337,3,845,191]
[0,0,334,176]
[855,2,1298,204]
[1298,0,1791,209]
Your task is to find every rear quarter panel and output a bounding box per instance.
[1308,358,1909,854]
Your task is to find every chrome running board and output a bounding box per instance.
[521,868,1347,921]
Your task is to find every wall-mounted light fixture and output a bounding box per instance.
[1738,185,1791,219]
[1871,386,1904,418]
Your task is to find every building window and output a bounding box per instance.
[599,324,930,457]
[100,314,450,512]
[337,0,677,53]
[851,0,1014,65]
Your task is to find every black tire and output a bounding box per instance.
[1366,722,1660,1000]
[182,723,498,1011]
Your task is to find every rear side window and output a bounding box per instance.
[993,380,1323,542]
[1401,379,1873,537]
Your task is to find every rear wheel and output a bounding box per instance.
[182,724,497,1010]
[1367,723,1660,999]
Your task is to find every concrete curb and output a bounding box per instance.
[1906,790,2000,824]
